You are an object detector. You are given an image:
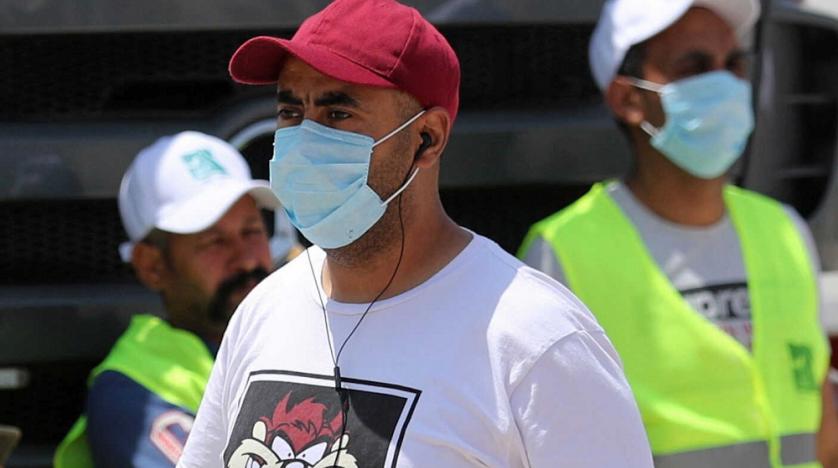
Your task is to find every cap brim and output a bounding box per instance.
[157,178,279,235]
[120,179,279,263]
[229,36,397,89]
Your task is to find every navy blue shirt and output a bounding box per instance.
[86,371,194,467]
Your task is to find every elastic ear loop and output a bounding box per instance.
[371,110,426,148]
[382,168,420,206]
[640,121,661,138]
[377,109,426,206]
[624,77,665,139]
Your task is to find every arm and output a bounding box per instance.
[86,371,194,468]
[511,330,654,467]
[818,372,838,468]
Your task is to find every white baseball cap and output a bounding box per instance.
[589,0,761,91]
[118,131,280,262]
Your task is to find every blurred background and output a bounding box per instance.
[0,0,836,466]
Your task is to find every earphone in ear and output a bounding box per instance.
[415,132,432,160]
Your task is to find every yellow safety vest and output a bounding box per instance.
[520,182,827,468]
[53,314,214,468]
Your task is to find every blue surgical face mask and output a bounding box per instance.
[629,70,755,179]
[270,110,425,249]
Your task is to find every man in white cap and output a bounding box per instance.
[520,0,838,466]
[54,131,281,468]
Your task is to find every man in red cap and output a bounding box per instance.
[179,1,653,466]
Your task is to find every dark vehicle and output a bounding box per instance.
[1,1,836,466]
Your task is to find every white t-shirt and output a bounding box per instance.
[179,233,653,468]
[523,180,823,351]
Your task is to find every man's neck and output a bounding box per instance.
[322,206,471,304]
[626,150,729,226]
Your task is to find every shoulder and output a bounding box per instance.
[494,251,603,339]
[527,192,595,235]
[781,203,821,272]
[88,369,155,408]
[87,371,194,421]
[521,183,615,254]
[87,371,194,466]
[728,187,820,264]
[725,185,792,216]
[472,236,606,383]
[477,235,601,331]
[781,203,814,239]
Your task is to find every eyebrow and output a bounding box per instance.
[674,48,747,66]
[277,90,302,105]
[673,50,713,66]
[276,90,360,108]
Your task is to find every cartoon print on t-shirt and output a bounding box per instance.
[227,392,357,468]
[223,371,420,468]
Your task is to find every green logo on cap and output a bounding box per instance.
[182,149,227,180]
[788,343,818,392]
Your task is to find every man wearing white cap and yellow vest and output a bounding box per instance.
[520,0,838,466]
[54,131,285,467]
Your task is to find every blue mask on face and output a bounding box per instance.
[630,70,755,179]
[270,111,425,249]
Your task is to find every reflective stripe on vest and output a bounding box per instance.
[519,182,827,467]
[53,314,214,468]
[653,433,817,468]
[782,433,818,466]
[654,440,771,468]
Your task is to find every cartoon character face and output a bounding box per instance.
[227,392,358,468]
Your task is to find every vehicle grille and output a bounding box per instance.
[0,361,92,445]
[0,24,598,121]
[0,200,130,284]
[752,22,838,217]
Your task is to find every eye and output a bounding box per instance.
[328,110,351,120]
[198,235,224,250]
[672,53,714,80]
[277,107,302,121]
[270,436,295,460]
[726,53,752,78]
[298,442,328,462]
[243,226,266,238]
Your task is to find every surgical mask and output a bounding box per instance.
[270,110,425,249]
[629,70,755,179]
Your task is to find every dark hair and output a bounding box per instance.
[140,228,173,266]
[614,42,648,142]
[618,42,647,80]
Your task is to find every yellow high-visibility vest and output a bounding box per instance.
[520,182,827,467]
[54,314,214,468]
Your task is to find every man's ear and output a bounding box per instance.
[413,106,450,169]
[606,79,646,128]
[131,243,168,291]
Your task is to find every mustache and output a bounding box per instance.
[207,267,270,323]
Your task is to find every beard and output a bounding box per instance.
[323,132,414,269]
[206,267,270,324]
[323,193,409,269]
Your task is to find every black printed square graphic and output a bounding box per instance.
[223,370,421,468]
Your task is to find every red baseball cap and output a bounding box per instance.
[229,0,461,124]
